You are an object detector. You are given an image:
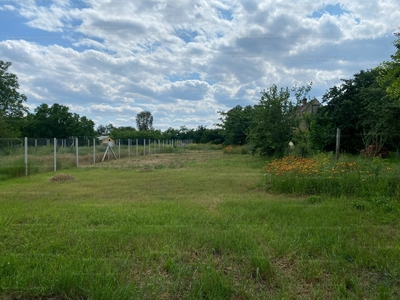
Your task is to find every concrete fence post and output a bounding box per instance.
[76,137,79,167]
[335,128,341,160]
[54,138,57,172]
[24,137,28,176]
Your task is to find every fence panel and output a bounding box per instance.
[0,138,194,179]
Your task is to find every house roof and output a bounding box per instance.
[98,135,112,141]
[298,99,322,115]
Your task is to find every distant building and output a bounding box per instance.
[98,136,115,146]
[297,98,322,131]
[298,98,322,115]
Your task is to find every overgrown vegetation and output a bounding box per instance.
[217,35,400,156]
[264,154,400,197]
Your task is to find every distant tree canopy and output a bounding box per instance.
[0,60,28,137]
[136,111,154,131]
[96,124,115,135]
[218,105,254,146]
[109,124,223,144]
[22,103,96,139]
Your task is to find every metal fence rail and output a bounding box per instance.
[0,138,193,178]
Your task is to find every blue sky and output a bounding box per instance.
[0,0,398,131]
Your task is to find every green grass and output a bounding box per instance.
[0,151,399,299]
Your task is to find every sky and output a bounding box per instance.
[1,0,399,131]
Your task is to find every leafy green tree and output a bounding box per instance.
[377,33,400,102]
[200,128,224,144]
[310,68,400,153]
[191,125,207,143]
[248,85,295,156]
[0,60,28,137]
[291,82,314,106]
[23,103,95,138]
[178,126,189,140]
[218,105,254,145]
[73,115,96,139]
[162,127,180,140]
[136,111,153,131]
[96,124,107,135]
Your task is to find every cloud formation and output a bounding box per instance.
[0,0,398,130]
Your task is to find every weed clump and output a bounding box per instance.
[48,173,76,183]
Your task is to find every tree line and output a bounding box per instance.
[1,34,399,155]
[0,61,224,143]
[218,34,400,156]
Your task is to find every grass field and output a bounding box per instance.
[0,150,399,299]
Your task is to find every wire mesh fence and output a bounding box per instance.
[0,137,194,179]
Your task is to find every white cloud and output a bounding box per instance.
[0,0,398,129]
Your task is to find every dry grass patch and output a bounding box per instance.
[84,150,225,170]
[47,173,76,183]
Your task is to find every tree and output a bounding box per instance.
[22,103,95,138]
[95,123,114,135]
[105,124,115,134]
[73,115,96,139]
[218,105,254,146]
[192,125,207,143]
[136,111,153,131]
[310,68,400,153]
[0,60,28,137]
[163,127,179,139]
[96,124,107,135]
[291,82,314,106]
[377,33,400,102]
[248,85,295,156]
[200,128,224,144]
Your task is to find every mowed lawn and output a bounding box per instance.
[0,151,399,299]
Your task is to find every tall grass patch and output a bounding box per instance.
[264,154,400,197]
[223,145,250,155]
[0,157,26,180]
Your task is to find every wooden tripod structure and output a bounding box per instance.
[102,142,118,162]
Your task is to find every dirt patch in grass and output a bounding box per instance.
[47,173,76,183]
